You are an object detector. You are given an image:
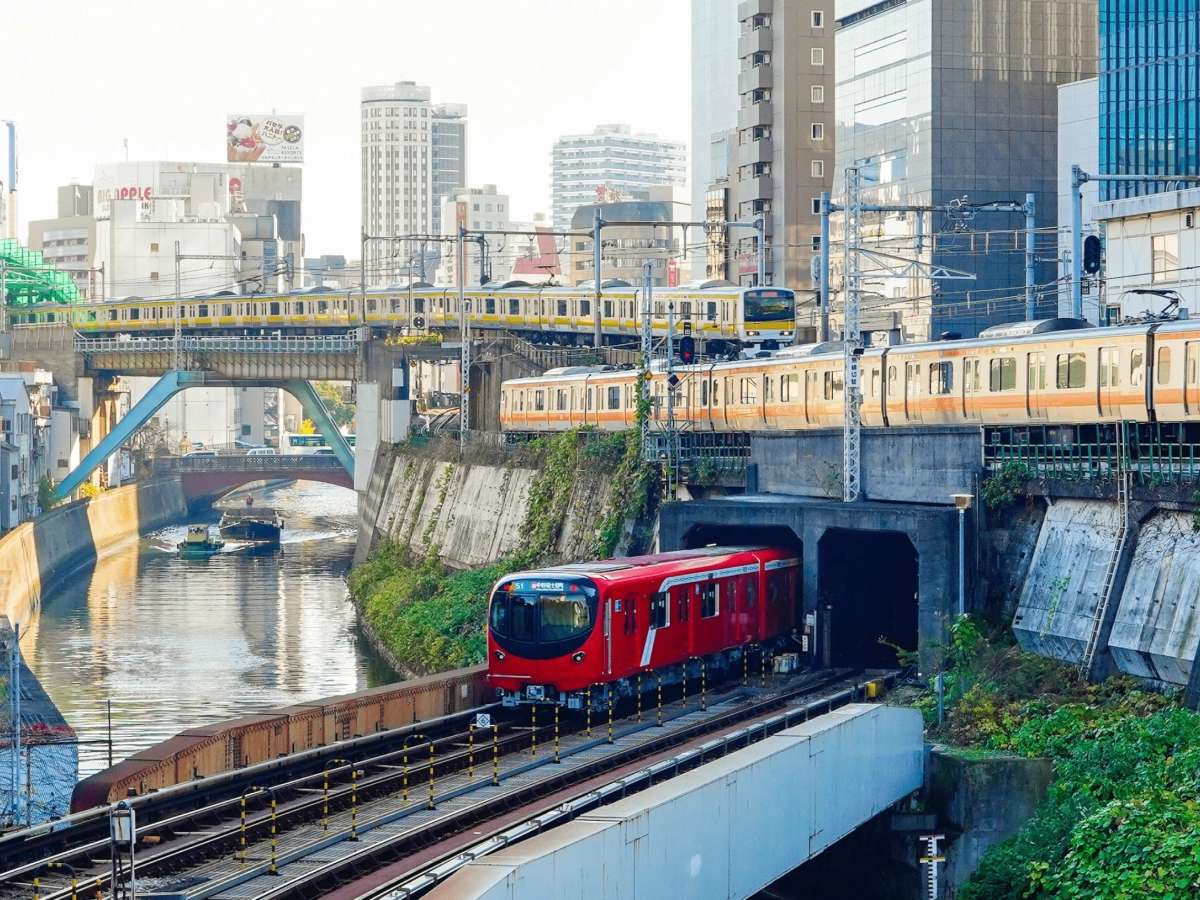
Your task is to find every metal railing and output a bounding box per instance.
[985,422,1200,484]
[74,333,359,355]
[152,455,346,474]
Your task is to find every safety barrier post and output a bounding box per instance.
[554,704,561,763]
[586,686,592,737]
[743,645,749,686]
[428,741,436,810]
[637,673,643,721]
[322,769,329,832]
[492,724,499,785]
[468,724,475,780]
[267,789,279,875]
[761,644,767,687]
[33,870,39,900]
[531,703,537,756]
[239,786,258,868]
[94,878,102,900]
[657,671,664,727]
[607,689,614,745]
[682,660,688,707]
[350,768,359,841]
[701,658,707,710]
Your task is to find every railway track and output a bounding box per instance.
[0,667,896,900]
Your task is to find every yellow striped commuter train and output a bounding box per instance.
[500,317,1200,433]
[9,281,797,353]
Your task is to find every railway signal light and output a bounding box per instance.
[1083,235,1102,274]
[678,335,696,363]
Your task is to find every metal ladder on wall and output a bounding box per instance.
[1079,422,1131,677]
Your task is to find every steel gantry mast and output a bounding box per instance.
[841,167,865,503]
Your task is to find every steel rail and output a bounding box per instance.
[186,670,882,900]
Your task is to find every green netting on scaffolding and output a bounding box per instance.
[0,239,80,306]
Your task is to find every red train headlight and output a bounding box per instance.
[494,649,506,661]
[572,652,586,663]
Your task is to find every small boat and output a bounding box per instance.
[219,507,284,544]
[177,524,225,558]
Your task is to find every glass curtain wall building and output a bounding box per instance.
[1099,0,1200,200]
[833,0,1096,340]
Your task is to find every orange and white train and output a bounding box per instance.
[499,318,1200,433]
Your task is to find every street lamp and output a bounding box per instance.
[952,493,973,617]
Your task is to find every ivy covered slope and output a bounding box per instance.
[350,430,656,675]
[933,619,1200,900]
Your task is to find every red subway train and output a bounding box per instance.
[486,547,800,706]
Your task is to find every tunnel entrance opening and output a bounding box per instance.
[818,528,918,669]
[680,524,804,630]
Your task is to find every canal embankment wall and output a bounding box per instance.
[355,443,618,569]
[0,477,187,630]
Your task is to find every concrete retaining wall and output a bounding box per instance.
[751,426,983,503]
[0,478,187,630]
[1012,499,1122,664]
[356,447,613,569]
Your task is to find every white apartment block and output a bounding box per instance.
[550,125,687,229]
[438,185,511,285]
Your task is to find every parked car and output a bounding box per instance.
[185,450,218,457]
[247,447,277,456]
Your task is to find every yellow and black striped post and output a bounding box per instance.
[468,724,475,780]
[33,871,39,900]
[267,790,279,875]
[37,864,78,900]
[554,704,561,763]
[657,671,663,727]
[322,770,330,832]
[682,660,688,707]
[743,645,749,686]
[427,741,436,810]
[761,645,767,687]
[637,673,643,721]
[492,724,499,785]
[531,703,537,757]
[586,686,592,737]
[94,878,102,900]
[349,769,359,841]
[607,689,614,745]
[701,658,707,710]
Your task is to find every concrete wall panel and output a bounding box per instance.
[1012,499,1121,663]
[1109,511,1200,684]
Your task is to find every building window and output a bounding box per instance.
[811,123,824,140]
[811,48,824,65]
[812,10,824,26]
[1152,233,1180,282]
[150,271,159,280]
[812,236,822,250]
[811,198,822,214]
[812,85,825,103]
[812,160,825,178]
[150,243,159,252]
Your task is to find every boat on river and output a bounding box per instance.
[219,507,284,544]
[177,524,225,558]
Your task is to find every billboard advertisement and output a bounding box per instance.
[226,114,304,163]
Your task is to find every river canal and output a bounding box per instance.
[22,482,396,777]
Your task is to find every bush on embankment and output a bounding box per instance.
[928,619,1200,900]
[351,429,656,675]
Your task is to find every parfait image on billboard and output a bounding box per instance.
[226,114,304,163]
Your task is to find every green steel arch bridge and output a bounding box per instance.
[0,239,82,306]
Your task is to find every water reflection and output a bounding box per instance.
[24,482,396,777]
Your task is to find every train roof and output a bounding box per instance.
[502,547,787,585]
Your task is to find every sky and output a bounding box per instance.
[2,0,691,257]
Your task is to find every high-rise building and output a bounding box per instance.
[1099,0,1200,200]
[692,0,742,278]
[833,0,1097,341]
[431,103,468,237]
[361,83,468,285]
[438,185,511,285]
[28,184,97,298]
[731,0,836,291]
[0,121,15,240]
[550,125,686,229]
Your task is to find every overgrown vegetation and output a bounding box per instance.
[37,476,59,513]
[313,381,356,431]
[981,460,1034,509]
[928,618,1199,900]
[352,429,657,674]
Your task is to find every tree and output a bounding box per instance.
[313,381,356,431]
